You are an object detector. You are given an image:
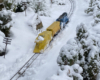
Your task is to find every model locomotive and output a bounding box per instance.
[33,12,69,53]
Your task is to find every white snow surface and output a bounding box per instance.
[1,0,99,80]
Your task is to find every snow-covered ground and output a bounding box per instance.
[0,0,95,80]
[18,0,92,80]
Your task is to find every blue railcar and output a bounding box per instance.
[56,12,69,28]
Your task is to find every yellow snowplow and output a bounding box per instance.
[33,31,52,53]
[46,21,60,36]
[33,21,61,53]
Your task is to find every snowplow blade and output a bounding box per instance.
[33,43,43,53]
[33,31,52,53]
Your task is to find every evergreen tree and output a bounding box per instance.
[57,38,79,66]
[57,23,100,80]
[76,24,100,80]
[0,9,12,37]
[85,0,100,25]
[31,0,49,16]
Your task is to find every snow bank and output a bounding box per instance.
[48,64,83,80]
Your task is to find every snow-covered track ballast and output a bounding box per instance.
[10,0,75,80]
[10,54,40,80]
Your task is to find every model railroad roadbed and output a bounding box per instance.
[10,0,75,80]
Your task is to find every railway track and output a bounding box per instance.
[10,54,40,80]
[68,0,75,18]
[10,0,75,80]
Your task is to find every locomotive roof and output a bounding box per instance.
[47,21,59,29]
[59,12,67,19]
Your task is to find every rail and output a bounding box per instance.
[68,0,75,18]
